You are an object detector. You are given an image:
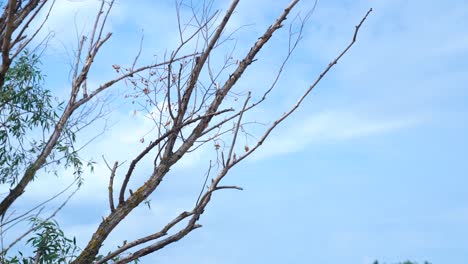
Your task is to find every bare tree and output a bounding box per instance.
[0,0,372,263]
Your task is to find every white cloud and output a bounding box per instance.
[252,110,424,160]
[32,0,103,47]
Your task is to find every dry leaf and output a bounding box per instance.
[112,64,121,72]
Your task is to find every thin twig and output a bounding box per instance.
[196,160,212,206]
[231,8,373,168]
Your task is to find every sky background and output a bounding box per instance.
[4,0,468,263]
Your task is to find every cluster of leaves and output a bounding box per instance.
[4,218,79,264]
[0,50,59,185]
[2,218,140,264]
[0,50,92,186]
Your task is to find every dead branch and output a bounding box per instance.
[72,1,303,263]
[226,91,251,166]
[118,107,233,205]
[108,161,118,212]
[110,7,372,263]
[94,210,195,264]
[230,8,373,168]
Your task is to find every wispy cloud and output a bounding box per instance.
[253,110,424,160]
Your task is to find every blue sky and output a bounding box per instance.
[5,0,468,263]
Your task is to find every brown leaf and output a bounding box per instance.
[112,64,121,72]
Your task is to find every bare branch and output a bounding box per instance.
[230,8,373,168]
[72,52,198,111]
[163,0,239,156]
[87,0,106,56]
[195,160,213,206]
[226,91,251,166]
[95,210,195,264]
[0,0,17,84]
[10,0,54,62]
[113,222,203,264]
[170,0,300,165]
[108,161,118,212]
[214,185,243,191]
[118,108,233,205]
[112,8,373,262]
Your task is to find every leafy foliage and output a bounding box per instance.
[0,49,95,262]
[0,50,58,185]
[0,50,92,186]
[3,218,140,264]
[4,218,79,264]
